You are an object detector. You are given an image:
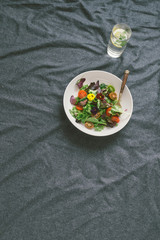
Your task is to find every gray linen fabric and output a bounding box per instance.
[0,0,160,239]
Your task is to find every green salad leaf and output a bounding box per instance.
[88,89,97,95]
[111,105,123,114]
[85,117,99,124]
[86,117,107,126]
[83,103,92,114]
[97,99,101,109]
[80,84,89,90]
[94,124,105,131]
[107,85,115,93]
[100,83,107,89]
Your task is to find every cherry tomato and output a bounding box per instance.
[76,105,83,111]
[85,122,94,129]
[109,92,117,100]
[111,116,120,123]
[106,107,112,117]
[78,90,87,99]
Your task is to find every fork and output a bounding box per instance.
[117,70,130,106]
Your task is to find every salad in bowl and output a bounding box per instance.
[70,78,123,131]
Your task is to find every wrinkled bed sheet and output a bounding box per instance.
[0,1,160,239]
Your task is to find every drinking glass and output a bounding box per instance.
[107,23,132,58]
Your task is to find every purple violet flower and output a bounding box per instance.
[91,106,98,115]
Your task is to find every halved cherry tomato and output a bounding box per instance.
[85,121,94,129]
[111,116,120,123]
[109,92,117,100]
[106,107,112,117]
[78,90,87,99]
[76,105,83,111]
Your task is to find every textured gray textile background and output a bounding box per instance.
[0,1,160,239]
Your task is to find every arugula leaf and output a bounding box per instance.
[107,85,115,93]
[100,83,107,89]
[97,99,101,109]
[86,117,99,124]
[112,99,118,105]
[88,89,97,95]
[86,117,107,126]
[105,97,112,103]
[83,103,92,114]
[69,107,78,117]
[76,111,90,123]
[98,119,107,125]
[79,97,87,102]
[111,105,123,114]
[80,84,89,90]
[94,124,105,131]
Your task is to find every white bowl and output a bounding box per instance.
[63,70,133,136]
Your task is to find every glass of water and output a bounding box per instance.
[107,23,132,58]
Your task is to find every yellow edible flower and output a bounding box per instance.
[87,93,95,101]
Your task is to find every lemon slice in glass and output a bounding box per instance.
[111,29,127,48]
[114,31,122,38]
[111,35,122,48]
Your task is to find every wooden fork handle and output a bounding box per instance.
[120,70,130,94]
